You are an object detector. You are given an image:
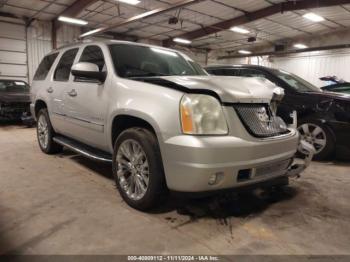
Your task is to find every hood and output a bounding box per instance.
[301,90,350,102]
[135,75,281,103]
[0,91,31,103]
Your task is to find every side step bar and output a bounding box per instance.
[53,136,112,163]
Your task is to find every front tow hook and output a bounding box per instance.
[286,140,316,178]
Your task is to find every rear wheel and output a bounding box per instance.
[297,120,335,160]
[36,108,63,154]
[112,128,166,210]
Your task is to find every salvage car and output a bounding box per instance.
[0,79,33,125]
[30,41,313,210]
[205,65,350,160]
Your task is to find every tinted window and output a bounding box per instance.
[109,44,206,78]
[79,45,105,72]
[33,53,58,80]
[54,48,79,81]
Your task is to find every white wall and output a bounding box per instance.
[268,49,350,87]
[0,20,27,81]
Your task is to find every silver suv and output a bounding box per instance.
[30,40,313,210]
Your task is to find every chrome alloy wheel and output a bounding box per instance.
[37,114,49,149]
[116,139,149,201]
[298,123,327,154]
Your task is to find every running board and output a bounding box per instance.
[53,136,112,163]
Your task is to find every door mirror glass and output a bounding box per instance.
[71,62,106,82]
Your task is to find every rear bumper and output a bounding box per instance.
[161,130,304,192]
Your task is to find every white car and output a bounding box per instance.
[30,40,314,210]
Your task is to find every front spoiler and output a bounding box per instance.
[286,140,315,178]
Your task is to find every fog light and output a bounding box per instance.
[208,172,224,185]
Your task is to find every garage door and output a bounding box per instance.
[0,21,27,82]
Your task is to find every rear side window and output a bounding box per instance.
[54,48,79,81]
[79,45,105,72]
[33,53,58,80]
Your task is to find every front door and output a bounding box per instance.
[63,45,109,151]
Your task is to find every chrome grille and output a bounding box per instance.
[255,159,292,177]
[234,104,290,138]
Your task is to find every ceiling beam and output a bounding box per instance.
[217,43,350,60]
[55,0,98,30]
[163,0,350,46]
[79,0,203,38]
[59,0,98,18]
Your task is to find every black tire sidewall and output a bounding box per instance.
[298,119,335,160]
[112,128,165,210]
[36,109,62,154]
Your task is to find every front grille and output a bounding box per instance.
[255,159,292,177]
[234,104,290,138]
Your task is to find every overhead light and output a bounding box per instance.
[173,38,192,44]
[238,50,252,55]
[294,43,308,49]
[303,12,325,22]
[117,0,141,5]
[58,16,88,25]
[80,27,105,38]
[230,26,250,34]
[151,47,178,57]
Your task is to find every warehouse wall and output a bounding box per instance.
[0,19,28,81]
[267,49,350,87]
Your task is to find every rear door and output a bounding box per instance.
[50,48,79,135]
[63,45,109,150]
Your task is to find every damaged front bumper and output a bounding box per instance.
[286,140,315,178]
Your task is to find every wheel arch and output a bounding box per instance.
[110,113,161,149]
[34,100,47,118]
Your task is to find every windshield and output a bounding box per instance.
[272,69,321,93]
[109,44,207,78]
[0,80,29,92]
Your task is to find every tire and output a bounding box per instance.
[112,128,166,211]
[297,120,335,160]
[36,108,63,154]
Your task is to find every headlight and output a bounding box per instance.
[180,94,228,135]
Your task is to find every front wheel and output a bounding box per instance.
[297,121,335,160]
[112,128,166,210]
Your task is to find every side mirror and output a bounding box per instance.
[71,62,106,82]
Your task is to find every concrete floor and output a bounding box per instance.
[0,123,350,255]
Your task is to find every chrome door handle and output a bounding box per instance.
[46,87,53,93]
[67,89,77,97]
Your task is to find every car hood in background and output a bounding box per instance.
[0,91,31,103]
[135,75,280,103]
